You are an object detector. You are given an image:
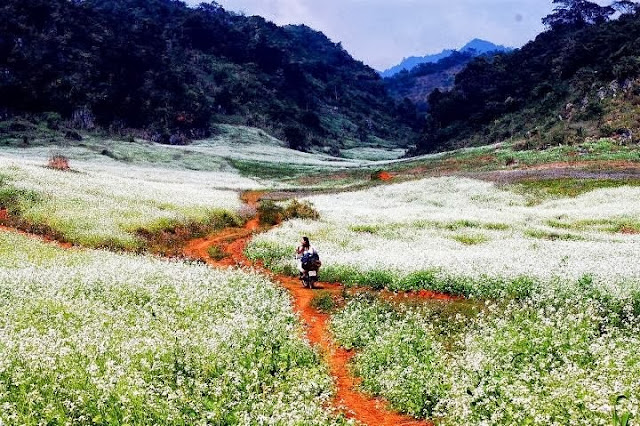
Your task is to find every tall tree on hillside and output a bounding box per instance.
[542,0,616,28]
[612,0,640,14]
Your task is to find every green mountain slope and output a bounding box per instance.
[415,3,640,153]
[0,0,417,152]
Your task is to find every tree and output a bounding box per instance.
[542,0,615,29]
[283,125,306,150]
[612,0,640,14]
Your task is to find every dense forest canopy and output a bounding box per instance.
[0,0,417,149]
[414,0,640,153]
[384,51,493,112]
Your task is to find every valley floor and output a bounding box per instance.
[1,131,639,425]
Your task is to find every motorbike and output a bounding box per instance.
[298,253,321,289]
[301,268,319,289]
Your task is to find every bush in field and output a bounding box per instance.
[47,154,70,171]
[311,291,338,313]
[207,245,227,260]
[283,199,320,221]
[259,199,320,226]
[258,200,284,226]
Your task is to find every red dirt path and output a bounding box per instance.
[183,193,430,426]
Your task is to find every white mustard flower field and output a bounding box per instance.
[247,176,640,423]
[248,176,640,301]
[329,296,640,425]
[0,155,249,249]
[0,232,346,425]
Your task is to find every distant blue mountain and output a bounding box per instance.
[380,39,511,77]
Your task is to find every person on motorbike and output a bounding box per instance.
[296,236,318,278]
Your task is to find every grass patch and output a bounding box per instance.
[321,266,396,290]
[411,220,509,232]
[516,178,640,202]
[229,159,313,180]
[451,233,489,245]
[350,224,383,234]
[244,241,298,275]
[524,229,584,241]
[443,219,480,230]
[207,245,228,261]
[547,218,640,234]
[483,222,510,231]
[311,291,338,313]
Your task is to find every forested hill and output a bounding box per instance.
[383,51,479,111]
[0,0,417,150]
[414,1,640,154]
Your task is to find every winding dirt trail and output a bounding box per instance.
[2,194,438,425]
[183,192,430,426]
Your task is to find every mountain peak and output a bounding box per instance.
[461,39,510,53]
[381,39,511,77]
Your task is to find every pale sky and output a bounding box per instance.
[184,1,608,70]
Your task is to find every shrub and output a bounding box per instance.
[258,200,283,226]
[258,199,320,226]
[207,245,227,261]
[451,233,489,245]
[283,200,320,221]
[311,291,337,313]
[47,155,70,171]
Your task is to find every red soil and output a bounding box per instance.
[620,226,640,235]
[377,171,394,181]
